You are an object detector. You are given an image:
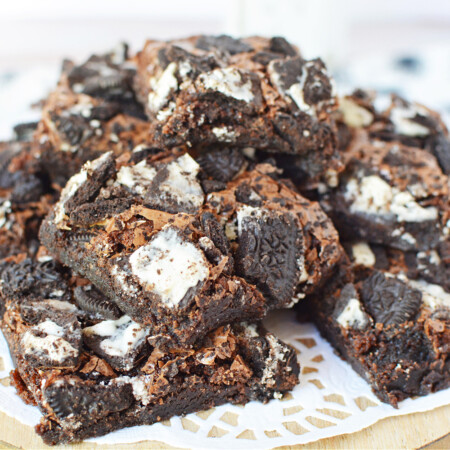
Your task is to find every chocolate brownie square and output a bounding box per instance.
[134,35,341,182]
[0,259,299,445]
[303,266,449,406]
[39,149,344,347]
[35,44,152,187]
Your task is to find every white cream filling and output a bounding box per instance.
[116,160,157,195]
[22,319,78,363]
[339,97,374,128]
[407,279,450,310]
[346,175,438,222]
[129,227,209,308]
[212,126,237,142]
[83,315,147,357]
[158,154,204,210]
[0,200,12,228]
[336,298,369,329]
[352,242,376,267]
[390,104,430,137]
[198,67,254,103]
[148,62,179,112]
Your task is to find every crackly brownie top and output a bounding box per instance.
[338,91,450,174]
[321,130,449,251]
[135,35,337,153]
[0,260,298,425]
[47,148,342,312]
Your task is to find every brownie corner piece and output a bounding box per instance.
[307,266,450,406]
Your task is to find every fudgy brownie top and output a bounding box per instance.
[0,259,299,443]
[321,129,449,252]
[339,91,450,174]
[134,35,340,181]
[40,148,343,341]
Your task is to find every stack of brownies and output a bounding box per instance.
[0,35,448,445]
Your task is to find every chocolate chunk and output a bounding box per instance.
[74,285,122,319]
[269,36,297,56]
[196,35,253,54]
[82,316,149,371]
[196,148,246,182]
[361,272,422,326]
[236,209,302,307]
[200,212,230,255]
[45,378,133,419]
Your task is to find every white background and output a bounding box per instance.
[0,0,449,69]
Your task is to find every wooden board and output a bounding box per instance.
[0,404,448,449]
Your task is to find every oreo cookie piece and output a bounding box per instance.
[360,271,422,326]
[0,258,69,301]
[196,34,253,54]
[196,147,246,182]
[74,285,122,319]
[236,207,303,308]
[44,378,133,420]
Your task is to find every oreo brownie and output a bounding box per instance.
[320,130,449,252]
[0,259,299,445]
[303,268,449,406]
[35,44,152,187]
[40,149,344,347]
[134,35,341,182]
[0,140,53,259]
[339,91,450,174]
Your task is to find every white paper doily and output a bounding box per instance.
[0,309,448,449]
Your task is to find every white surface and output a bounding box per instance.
[0,310,449,448]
